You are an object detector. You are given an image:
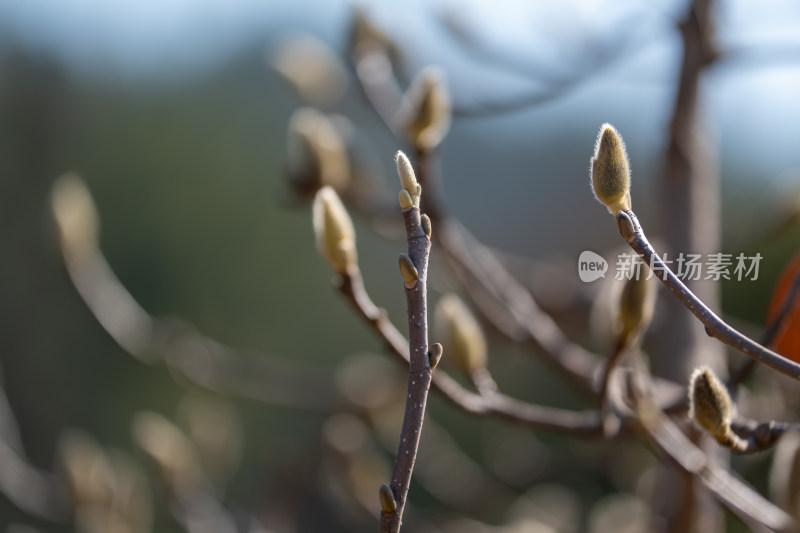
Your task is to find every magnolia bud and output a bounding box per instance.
[270,32,348,106]
[395,151,421,208]
[400,67,451,151]
[689,367,732,443]
[379,483,397,513]
[287,108,350,193]
[420,214,432,238]
[617,266,656,344]
[398,254,419,289]
[428,343,443,370]
[591,124,632,215]
[434,294,487,377]
[312,186,357,274]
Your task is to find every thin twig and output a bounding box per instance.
[336,270,603,436]
[380,201,434,533]
[60,247,341,412]
[616,210,800,381]
[631,382,796,532]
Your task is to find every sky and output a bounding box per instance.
[2,0,800,187]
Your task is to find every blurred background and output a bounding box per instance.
[2,0,800,531]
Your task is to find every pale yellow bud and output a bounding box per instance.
[269,32,348,106]
[379,483,397,513]
[689,367,732,443]
[401,67,451,151]
[398,254,419,289]
[591,124,632,215]
[51,173,99,257]
[420,214,432,238]
[428,343,443,370]
[131,412,203,493]
[434,294,487,377]
[398,189,413,209]
[287,108,350,192]
[312,186,357,274]
[395,151,421,207]
[617,266,656,343]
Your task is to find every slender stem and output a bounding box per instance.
[337,269,603,436]
[617,210,800,380]
[632,387,796,532]
[380,206,433,533]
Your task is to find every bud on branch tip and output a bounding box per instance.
[591,123,632,215]
[395,151,421,208]
[312,186,357,274]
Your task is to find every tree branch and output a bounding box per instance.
[616,210,800,380]
[380,161,434,533]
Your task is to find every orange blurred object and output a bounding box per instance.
[767,252,800,362]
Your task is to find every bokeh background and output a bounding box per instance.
[2,0,800,531]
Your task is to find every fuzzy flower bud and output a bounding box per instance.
[287,108,350,193]
[617,266,656,344]
[400,67,451,151]
[591,124,632,215]
[312,186,357,274]
[434,294,487,377]
[689,367,732,443]
[395,151,421,207]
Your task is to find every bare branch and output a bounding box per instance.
[616,210,800,381]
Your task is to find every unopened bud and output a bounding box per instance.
[434,294,487,377]
[269,32,348,106]
[379,483,397,513]
[398,254,419,289]
[312,186,357,274]
[420,214,432,238]
[51,173,100,257]
[398,190,413,210]
[287,108,350,193]
[349,9,394,59]
[401,67,451,151]
[591,124,632,215]
[395,151,421,207]
[689,367,732,443]
[428,343,443,370]
[617,267,656,344]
